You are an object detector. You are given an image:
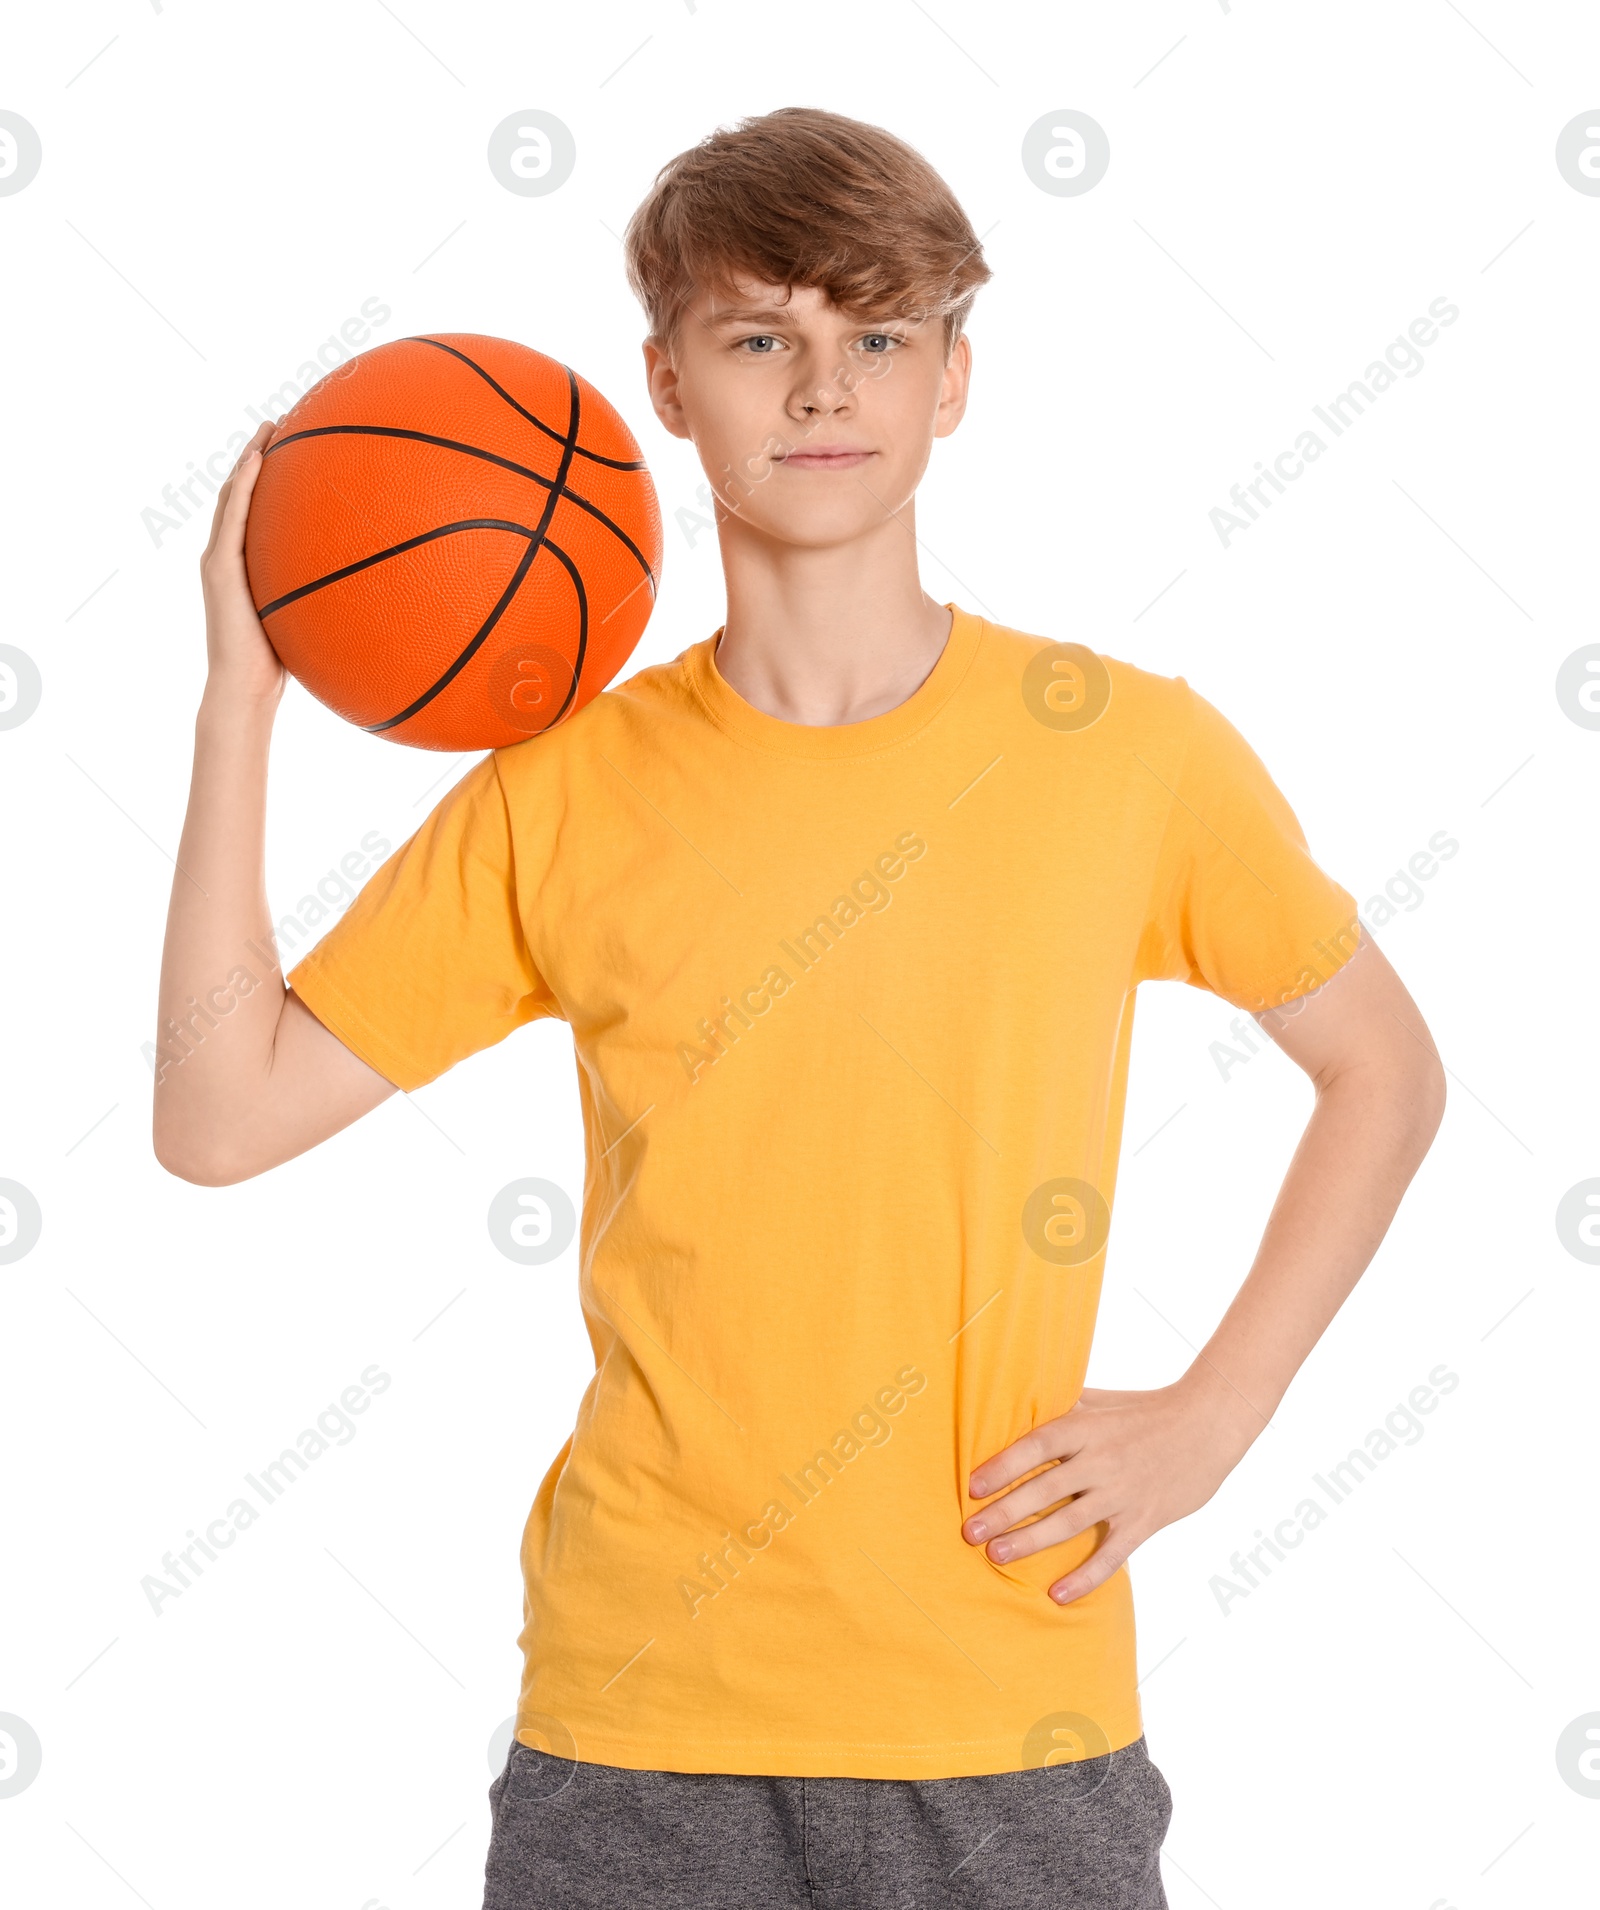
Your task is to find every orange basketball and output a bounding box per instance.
[244,333,662,751]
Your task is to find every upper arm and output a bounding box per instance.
[272,985,400,1133]
[168,989,396,1186]
[153,987,397,1188]
[173,753,553,1186]
[1139,685,1364,1015]
[1255,932,1446,1114]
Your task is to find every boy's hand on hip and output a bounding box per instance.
[963,1377,1258,1606]
[959,946,1446,1608]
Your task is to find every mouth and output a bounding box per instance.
[778,446,875,471]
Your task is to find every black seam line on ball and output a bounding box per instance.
[540,537,588,727]
[263,424,659,594]
[407,336,646,472]
[254,518,543,620]
[367,365,585,734]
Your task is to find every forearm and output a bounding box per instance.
[1181,1041,1446,1452]
[153,689,288,1168]
[967,950,1447,1600]
[152,428,399,1186]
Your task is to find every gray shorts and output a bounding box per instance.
[481,1736,1172,1909]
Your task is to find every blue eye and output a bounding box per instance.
[859,333,899,353]
[742,335,779,352]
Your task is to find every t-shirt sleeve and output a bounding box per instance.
[287,752,560,1091]
[1138,684,1361,1012]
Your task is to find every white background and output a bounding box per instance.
[3,3,1597,1906]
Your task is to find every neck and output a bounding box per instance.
[712,504,952,726]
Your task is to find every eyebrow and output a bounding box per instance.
[703,305,799,327]
[703,304,914,332]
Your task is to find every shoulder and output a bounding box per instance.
[490,637,708,794]
[974,616,1202,749]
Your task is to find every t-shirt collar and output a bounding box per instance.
[685,604,985,759]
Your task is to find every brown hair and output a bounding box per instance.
[623,107,991,356]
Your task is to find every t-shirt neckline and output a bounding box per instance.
[685,603,984,759]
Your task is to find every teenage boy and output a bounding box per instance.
[156,107,1445,1910]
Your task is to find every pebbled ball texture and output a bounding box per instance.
[244,333,663,751]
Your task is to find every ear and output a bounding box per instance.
[642,337,692,441]
[933,332,972,439]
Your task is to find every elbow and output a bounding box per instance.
[1408,1014,1448,1130]
[152,1140,232,1188]
[1419,1052,1447,1148]
[151,1117,255,1188]
[1399,1043,1447,1161]
[1318,1031,1446,1162]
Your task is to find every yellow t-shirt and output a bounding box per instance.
[289,606,1359,1779]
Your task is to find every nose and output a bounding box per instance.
[787,364,853,425]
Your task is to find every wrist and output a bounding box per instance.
[197,672,283,736]
[1173,1357,1277,1460]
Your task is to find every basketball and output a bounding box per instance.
[244,333,663,751]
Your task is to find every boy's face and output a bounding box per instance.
[643,278,971,550]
